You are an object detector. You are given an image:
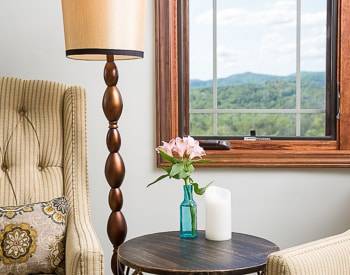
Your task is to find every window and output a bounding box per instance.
[188,0,337,139]
[156,0,350,167]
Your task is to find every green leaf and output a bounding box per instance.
[173,163,194,180]
[161,166,171,173]
[158,150,178,164]
[187,164,195,173]
[178,170,191,180]
[147,174,168,188]
[171,173,180,180]
[169,163,184,177]
[192,181,213,195]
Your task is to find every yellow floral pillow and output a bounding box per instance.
[0,197,68,274]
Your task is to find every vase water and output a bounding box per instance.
[180,184,197,239]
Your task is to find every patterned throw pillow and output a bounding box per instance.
[0,197,68,275]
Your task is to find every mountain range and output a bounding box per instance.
[189,71,327,136]
[190,71,325,89]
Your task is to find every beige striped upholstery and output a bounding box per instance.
[267,230,350,275]
[0,77,104,275]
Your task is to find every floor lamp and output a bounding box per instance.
[61,1,146,274]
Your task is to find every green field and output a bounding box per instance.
[190,72,326,137]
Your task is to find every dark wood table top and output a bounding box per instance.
[118,231,279,275]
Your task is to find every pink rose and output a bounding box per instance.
[189,144,206,159]
[157,136,206,160]
[157,139,175,156]
[173,137,187,158]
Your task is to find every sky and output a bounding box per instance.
[189,0,327,80]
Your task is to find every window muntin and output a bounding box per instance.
[188,0,335,139]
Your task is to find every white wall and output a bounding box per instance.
[1,1,350,274]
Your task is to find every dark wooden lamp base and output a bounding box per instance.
[103,55,127,275]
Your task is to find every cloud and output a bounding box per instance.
[218,48,237,64]
[191,0,327,77]
[196,0,296,27]
[195,0,325,29]
[302,11,326,26]
[301,11,327,61]
[301,34,326,60]
[260,32,296,56]
[217,48,238,75]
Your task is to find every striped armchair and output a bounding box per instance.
[0,77,104,275]
[267,230,350,275]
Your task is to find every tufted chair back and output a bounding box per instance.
[0,77,67,205]
[0,76,104,275]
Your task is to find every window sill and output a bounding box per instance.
[158,140,350,168]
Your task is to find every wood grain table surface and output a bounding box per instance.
[118,231,279,275]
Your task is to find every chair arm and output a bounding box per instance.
[63,87,104,275]
[266,231,350,275]
[65,217,104,275]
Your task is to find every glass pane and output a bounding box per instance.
[188,0,330,138]
[301,113,326,137]
[189,0,213,109]
[218,114,296,137]
[217,0,296,109]
[190,87,213,109]
[301,0,327,109]
[217,81,296,109]
[190,114,213,136]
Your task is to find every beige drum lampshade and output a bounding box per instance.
[61,0,146,60]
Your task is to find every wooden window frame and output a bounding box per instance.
[155,0,350,168]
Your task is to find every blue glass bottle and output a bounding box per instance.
[180,184,197,239]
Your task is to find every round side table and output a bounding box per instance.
[118,231,279,275]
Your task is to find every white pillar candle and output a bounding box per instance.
[205,186,232,241]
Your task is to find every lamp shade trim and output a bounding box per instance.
[66,48,144,58]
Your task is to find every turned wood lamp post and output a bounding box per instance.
[61,1,146,274]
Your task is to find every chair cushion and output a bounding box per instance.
[0,197,68,274]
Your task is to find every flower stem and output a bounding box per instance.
[190,203,196,235]
[184,177,196,235]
